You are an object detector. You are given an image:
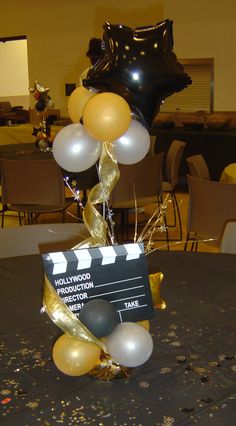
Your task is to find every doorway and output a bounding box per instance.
[0,36,30,110]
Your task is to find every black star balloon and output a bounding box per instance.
[83,20,192,129]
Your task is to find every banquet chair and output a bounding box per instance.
[0,158,74,227]
[161,139,186,240]
[184,175,236,251]
[110,153,169,245]
[220,221,236,254]
[186,154,211,180]
[0,223,90,258]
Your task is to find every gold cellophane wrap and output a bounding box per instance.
[87,352,132,381]
[73,141,120,249]
[149,272,166,309]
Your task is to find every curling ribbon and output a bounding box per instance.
[43,275,107,353]
[73,141,120,249]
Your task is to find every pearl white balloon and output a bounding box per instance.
[106,322,153,367]
[114,119,150,165]
[52,123,101,172]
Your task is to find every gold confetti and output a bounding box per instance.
[0,390,11,396]
[25,401,39,409]
[160,367,172,374]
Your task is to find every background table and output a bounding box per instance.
[0,143,99,202]
[151,126,236,182]
[1,251,236,425]
[0,123,63,146]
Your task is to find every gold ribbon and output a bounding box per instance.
[43,275,107,353]
[73,141,120,249]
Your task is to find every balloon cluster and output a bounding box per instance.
[29,80,54,113]
[29,81,55,151]
[52,299,153,376]
[53,90,148,173]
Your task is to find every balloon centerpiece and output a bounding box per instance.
[29,80,55,151]
[43,19,191,380]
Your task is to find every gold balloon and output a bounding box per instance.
[149,272,166,309]
[79,67,91,86]
[83,92,131,142]
[68,85,95,123]
[52,334,101,376]
[137,320,150,331]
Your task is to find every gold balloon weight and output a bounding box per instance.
[149,272,166,310]
[88,352,132,381]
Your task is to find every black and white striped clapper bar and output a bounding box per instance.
[42,243,154,323]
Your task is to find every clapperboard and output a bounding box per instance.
[42,243,154,322]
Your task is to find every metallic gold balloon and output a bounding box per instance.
[137,320,150,331]
[79,67,91,85]
[52,334,101,376]
[68,85,95,123]
[149,272,166,309]
[83,92,131,142]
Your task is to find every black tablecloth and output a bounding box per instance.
[1,251,236,425]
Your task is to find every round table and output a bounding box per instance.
[220,162,236,182]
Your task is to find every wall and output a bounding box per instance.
[164,0,236,111]
[0,0,235,115]
[0,0,163,116]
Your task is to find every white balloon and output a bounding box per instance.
[45,98,55,111]
[114,119,151,165]
[52,123,101,172]
[106,322,153,367]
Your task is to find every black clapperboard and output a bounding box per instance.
[42,243,154,322]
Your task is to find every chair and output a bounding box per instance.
[186,154,211,180]
[0,158,74,227]
[220,221,236,254]
[0,223,90,258]
[184,175,236,251]
[161,139,186,240]
[110,153,168,245]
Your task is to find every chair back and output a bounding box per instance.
[110,153,164,208]
[111,153,164,208]
[166,140,186,188]
[186,154,211,180]
[0,223,89,258]
[220,221,236,253]
[187,174,236,243]
[0,158,66,207]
